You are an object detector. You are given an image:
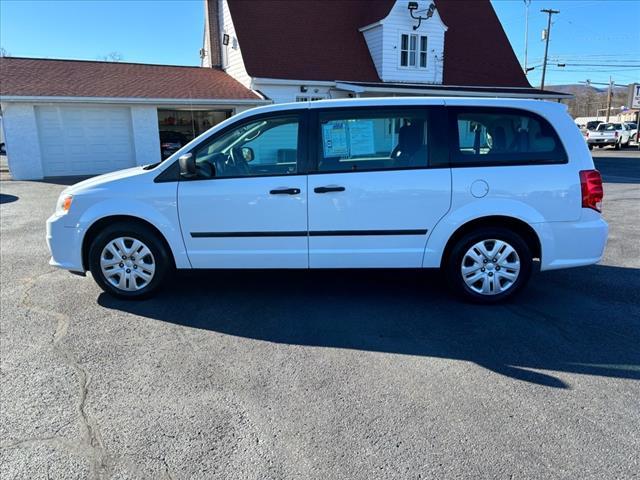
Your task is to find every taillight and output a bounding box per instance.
[614,131,619,138]
[579,170,603,212]
[585,131,589,138]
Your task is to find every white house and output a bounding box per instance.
[202,0,569,103]
[0,58,268,179]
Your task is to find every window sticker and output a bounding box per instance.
[322,121,349,157]
[348,120,376,156]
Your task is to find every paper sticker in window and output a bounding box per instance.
[348,120,376,156]
[322,121,349,157]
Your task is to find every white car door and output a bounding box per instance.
[177,112,309,268]
[307,106,451,268]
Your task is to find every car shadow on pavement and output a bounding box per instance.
[0,193,18,204]
[98,265,640,389]
[593,155,640,184]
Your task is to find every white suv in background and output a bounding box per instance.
[47,98,608,303]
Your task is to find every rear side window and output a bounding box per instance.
[451,108,567,167]
[316,109,429,172]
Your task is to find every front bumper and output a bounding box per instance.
[46,214,85,273]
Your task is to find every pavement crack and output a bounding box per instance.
[161,457,175,480]
[18,270,110,479]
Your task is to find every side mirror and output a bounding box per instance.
[178,153,197,179]
[241,146,255,162]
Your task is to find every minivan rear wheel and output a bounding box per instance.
[88,222,170,299]
[445,228,532,304]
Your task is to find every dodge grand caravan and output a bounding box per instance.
[46,98,608,303]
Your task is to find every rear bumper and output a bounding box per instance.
[587,138,616,145]
[533,212,608,271]
[46,214,85,273]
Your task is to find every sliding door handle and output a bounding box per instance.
[314,186,346,194]
[269,188,301,195]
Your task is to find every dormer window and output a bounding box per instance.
[400,33,428,68]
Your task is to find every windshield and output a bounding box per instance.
[598,124,620,131]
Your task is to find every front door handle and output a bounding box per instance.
[314,186,346,194]
[269,188,300,195]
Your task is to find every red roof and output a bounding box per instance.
[227,0,530,88]
[0,57,260,99]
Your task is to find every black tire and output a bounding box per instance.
[588,144,593,150]
[88,221,171,299]
[614,140,621,150]
[444,227,533,304]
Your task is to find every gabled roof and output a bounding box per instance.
[0,57,260,100]
[227,0,530,88]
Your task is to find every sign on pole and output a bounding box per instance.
[629,84,640,109]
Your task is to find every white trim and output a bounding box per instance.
[0,95,271,105]
[251,77,337,87]
[333,83,571,99]
[358,20,383,32]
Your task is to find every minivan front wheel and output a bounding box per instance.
[88,222,170,299]
[445,228,532,303]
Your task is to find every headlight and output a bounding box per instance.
[55,194,73,216]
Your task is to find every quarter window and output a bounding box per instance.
[317,110,429,172]
[453,108,567,166]
[193,115,300,178]
[400,34,428,68]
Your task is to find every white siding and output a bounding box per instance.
[220,0,251,88]
[0,103,44,180]
[130,106,161,166]
[362,25,384,79]
[364,0,447,84]
[254,83,350,104]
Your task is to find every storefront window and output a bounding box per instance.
[158,109,231,159]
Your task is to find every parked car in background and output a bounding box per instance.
[586,122,631,150]
[624,122,638,143]
[585,120,602,131]
[46,98,607,304]
[160,131,188,159]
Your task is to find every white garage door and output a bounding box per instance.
[36,106,136,176]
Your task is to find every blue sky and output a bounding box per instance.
[1,0,638,87]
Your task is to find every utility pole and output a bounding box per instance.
[540,8,560,90]
[523,0,531,74]
[605,76,613,122]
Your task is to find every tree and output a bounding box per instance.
[99,51,124,62]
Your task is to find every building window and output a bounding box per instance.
[295,96,326,102]
[400,34,428,68]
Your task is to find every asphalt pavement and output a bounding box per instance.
[1,150,639,479]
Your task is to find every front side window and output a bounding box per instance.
[453,108,567,166]
[400,34,428,68]
[317,109,429,172]
[193,115,300,178]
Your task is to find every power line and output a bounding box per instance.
[559,63,640,68]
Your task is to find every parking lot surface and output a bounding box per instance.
[1,150,639,479]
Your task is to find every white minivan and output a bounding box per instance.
[46,98,608,303]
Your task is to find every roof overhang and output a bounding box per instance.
[0,95,272,105]
[334,81,573,100]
